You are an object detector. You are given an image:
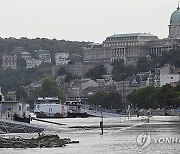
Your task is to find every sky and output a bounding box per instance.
[0,0,178,43]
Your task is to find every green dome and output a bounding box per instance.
[170,7,180,23]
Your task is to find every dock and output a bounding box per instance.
[32,117,66,126]
[0,119,46,134]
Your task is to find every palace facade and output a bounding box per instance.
[83,5,180,65]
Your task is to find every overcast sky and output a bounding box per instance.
[0,0,178,43]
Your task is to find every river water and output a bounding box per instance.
[1,116,180,154]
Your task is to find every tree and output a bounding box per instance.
[57,67,66,75]
[40,78,64,99]
[127,84,179,109]
[149,49,180,68]
[85,64,107,80]
[16,86,28,101]
[136,57,150,72]
[64,72,74,83]
[0,63,52,93]
[111,60,135,81]
[88,92,123,109]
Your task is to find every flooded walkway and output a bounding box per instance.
[1,116,180,154]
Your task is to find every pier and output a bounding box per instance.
[0,119,45,133]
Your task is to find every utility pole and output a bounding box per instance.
[99,105,103,135]
[122,80,125,107]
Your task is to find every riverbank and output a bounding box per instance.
[0,134,79,148]
[0,116,179,153]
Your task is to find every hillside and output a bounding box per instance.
[0,37,89,55]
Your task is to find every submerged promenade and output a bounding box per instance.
[0,115,179,153]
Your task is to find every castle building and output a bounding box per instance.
[83,5,180,64]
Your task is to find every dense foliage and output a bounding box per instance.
[127,84,180,109]
[88,92,123,109]
[136,57,150,72]
[33,78,64,99]
[0,64,52,93]
[150,49,180,68]
[111,49,180,82]
[0,37,89,94]
[14,78,65,108]
[85,64,107,80]
[111,60,135,81]
[57,67,76,83]
[0,37,89,55]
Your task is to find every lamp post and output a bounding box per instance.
[99,105,103,135]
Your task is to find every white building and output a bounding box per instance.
[2,54,17,69]
[55,53,70,65]
[0,89,30,121]
[160,64,180,86]
[26,58,42,68]
[81,79,98,91]
[39,53,51,63]
[21,52,31,60]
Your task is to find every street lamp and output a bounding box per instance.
[99,105,103,135]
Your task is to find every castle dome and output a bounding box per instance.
[170,6,180,23]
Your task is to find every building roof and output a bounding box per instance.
[21,52,31,55]
[108,33,157,38]
[36,97,59,101]
[170,5,180,23]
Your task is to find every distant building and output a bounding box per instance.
[6,91,16,101]
[160,64,180,86]
[39,53,51,63]
[55,53,70,65]
[36,49,51,63]
[21,52,31,60]
[14,46,26,54]
[0,88,29,121]
[146,70,160,87]
[83,5,180,65]
[26,58,42,68]
[83,43,106,63]
[71,54,83,63]
[2,54,17,69]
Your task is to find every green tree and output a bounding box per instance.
[111,60,135,81]
[136,57,150,72]
[127,86,160,108]
[127,84,179,109]
[57,67,66,75]
[40,78,64,99]
[85,64,107,80]
[16,86,28,101]
[88,92,123,109]
[64,72,74,83]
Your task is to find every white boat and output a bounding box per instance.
[64,100,89,118]
[34,97,66,118]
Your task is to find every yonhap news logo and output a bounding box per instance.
[136,133,180,149]
[136,133,151,149]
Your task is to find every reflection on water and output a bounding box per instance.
[0,116,180,154]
